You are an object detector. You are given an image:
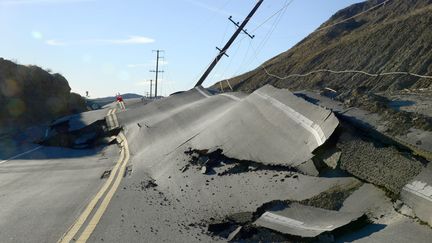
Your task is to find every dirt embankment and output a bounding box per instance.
[0,58,86,135]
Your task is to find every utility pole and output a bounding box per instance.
[149,79,153,99]
[195,0,264,87]
[150,50,164,99]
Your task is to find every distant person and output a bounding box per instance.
[116,93,126,110]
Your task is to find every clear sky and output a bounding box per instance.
[0,0,363,98]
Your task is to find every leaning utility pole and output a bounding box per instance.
[149,79,153,99]
[150,50,164,98]
[195,0,264,87]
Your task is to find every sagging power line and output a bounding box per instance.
[315,0,391,32]
[194,0,264,87]
[263,67,432,80]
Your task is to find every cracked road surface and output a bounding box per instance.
[0,86,431,242]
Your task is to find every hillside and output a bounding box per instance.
[0,58,86,134]
[217,0,432,93]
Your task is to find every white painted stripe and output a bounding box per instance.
[260,212,335,231]
[254,91,325,146]
[195,86,210,98]
[220,93,242,101]
[0,146,42,165]
[403,181,432,202]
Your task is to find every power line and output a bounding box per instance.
[195,0,264,87]
[216,0,292,92]
[263,67,432,80]
[245,0,289,71]
[228,0,290,79]
[315,0,391,32]
[213,35,248,87]
[250,0,294,34]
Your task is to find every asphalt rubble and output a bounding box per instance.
[178,124,428,242]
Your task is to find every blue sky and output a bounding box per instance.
[0,0,363,98]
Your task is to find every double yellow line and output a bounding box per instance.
[59,108,130,243]
[106,108,119,130]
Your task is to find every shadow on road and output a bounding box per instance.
[336,223,387,242]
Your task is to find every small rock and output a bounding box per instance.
[393,200,403,210]
[323,151,342,169]
[399,204,415,218]
[201,166,208,174]
[248,165,258,171]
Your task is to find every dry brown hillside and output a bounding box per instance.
[216,0,432,93]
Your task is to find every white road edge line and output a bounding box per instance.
[403,181,432,202]
[259,212,335,231]
[254,91,326,146]
[195,86,210,98]
[220,93,242,101]
[0,145,42,165]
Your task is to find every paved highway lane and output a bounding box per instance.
[0,145,119,243]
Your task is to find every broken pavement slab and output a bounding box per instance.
[49,108,109,133]
[41,108,122,148]
[253,203,365,239]
[115,85,339,174]
[401,163,432,226]
[189,85,339,168]
[340,184,390,215]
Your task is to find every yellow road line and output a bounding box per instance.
[59,148,125,243]
[76,132,130,242]
[112,110,119,128]
[106,108,119,129]
[105,114,114,130]
[106,108,120,130]
[58,109,127,243]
